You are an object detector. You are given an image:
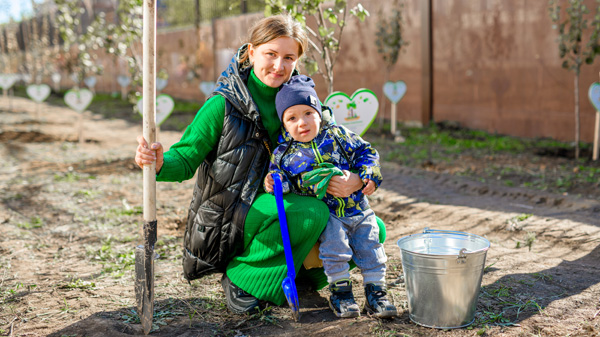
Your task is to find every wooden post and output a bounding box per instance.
[421,0,433,126]
[594,110,599,161]
[78,110,84,144]
[391,103,397,135]
[121,85,127,100]
[212,18,218,81]
[595,73,600,161]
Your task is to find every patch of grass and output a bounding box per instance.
[487,284,512,297]
[1,282,23,297]
[480,310,511,324]
[156,235,181,260]
[85,236,137,278]
[478,280,548,328]
[364,121,600,199]
[59,278,96,290]
[0,282,37,304]
[516,214,533,222]
[60,298,75,313]
[483,261,498,273]
[532,272,553,282]
[371,321,407,336]
[506,213,533,231]
[17,216,43,229]
[525,232,536,251]
[106,205,143,217]
[119,298,191,333]
[73,189,100,198]
[116,235,136,243]
[53,171,95,182]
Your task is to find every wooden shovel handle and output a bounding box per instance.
[143,0,156,221]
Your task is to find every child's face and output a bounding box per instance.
[282,104,321,143]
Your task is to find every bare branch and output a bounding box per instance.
[331,8,348,70]
[316,7,332,73]
[305,25,319,39]
[307,38,322,56]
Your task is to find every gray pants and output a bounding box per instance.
[318,209,387,285]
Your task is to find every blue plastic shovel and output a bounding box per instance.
[272,174,300,321]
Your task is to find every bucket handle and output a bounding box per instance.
[457,248,468,263]
[423,227,468,236]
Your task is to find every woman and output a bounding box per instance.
[135,15,381,315]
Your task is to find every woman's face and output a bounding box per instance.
[249,36,300,88]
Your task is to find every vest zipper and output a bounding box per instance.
[262,138,272,156]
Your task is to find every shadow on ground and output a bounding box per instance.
[477,244,600,325]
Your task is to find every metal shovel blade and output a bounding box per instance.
[135,220,157,334]
[273,174,300,321]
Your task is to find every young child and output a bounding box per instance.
[264,75,397,318]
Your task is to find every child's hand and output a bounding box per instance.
[264,173,275,193]
[362,179,376,195]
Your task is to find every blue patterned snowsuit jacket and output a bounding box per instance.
[267,110,383,218]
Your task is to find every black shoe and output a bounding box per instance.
[364,283,398,318]
[221,274,260,314]
[328,279,360,318]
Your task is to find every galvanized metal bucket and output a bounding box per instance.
[397,228,490,329]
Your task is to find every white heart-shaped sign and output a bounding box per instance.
[84,76,97,88]
[383,81,407,104]
[589,82,600,111]
[117,75,131,88]
[51,73,61,84]
[199,81,215,97]
[156,78,168,91]
[64,88,94,113]
[324,89,379,136]
[26,84,51,103]
[21,74,32,84]
[0,74,18,90]
[136,94,175,126]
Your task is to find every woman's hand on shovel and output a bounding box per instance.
[135,135,164,173]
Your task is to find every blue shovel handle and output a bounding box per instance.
[272,174,300,320]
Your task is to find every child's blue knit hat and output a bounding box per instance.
[276,75,321,121]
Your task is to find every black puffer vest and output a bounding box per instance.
[182,48,272,280]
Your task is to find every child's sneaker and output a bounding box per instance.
[364,283,398,318]
[328,279,360,318]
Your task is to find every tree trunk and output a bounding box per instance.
[575,72,580,160]
[326,66,334,95]
[379,66,390,130]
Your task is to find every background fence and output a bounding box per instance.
[1,0,600,143]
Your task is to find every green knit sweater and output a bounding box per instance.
[156,70,385,306]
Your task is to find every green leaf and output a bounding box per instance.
[318,26,329,37]
[351,4,370,22]
[328,13,338,25]
[335,0,347,12]
[304,59,319,76]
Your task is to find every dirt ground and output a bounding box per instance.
[1,96,599,337]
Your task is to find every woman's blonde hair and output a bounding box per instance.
[238,15,308,66]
